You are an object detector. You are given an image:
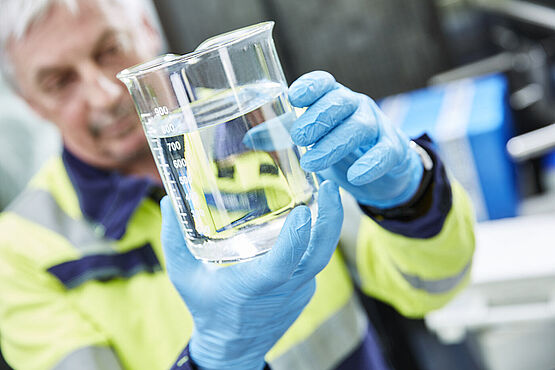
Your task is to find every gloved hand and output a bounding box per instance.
[161,180,343,370]
[288,71,424,209]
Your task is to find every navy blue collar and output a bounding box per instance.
[62,147,160,240]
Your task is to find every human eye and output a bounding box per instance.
[41,71,77,94]
[95,35,129,65]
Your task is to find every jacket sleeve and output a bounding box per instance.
[0,215,122,370]
[339,137,476,318]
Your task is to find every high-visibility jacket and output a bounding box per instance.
[0,141,475,370]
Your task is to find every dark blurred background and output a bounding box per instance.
[154,0,449,98]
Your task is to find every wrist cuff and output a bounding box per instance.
[171,344,272,370]
[171,345,195,370]
[360,134,452,238]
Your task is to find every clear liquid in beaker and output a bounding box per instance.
[145,82,317,262]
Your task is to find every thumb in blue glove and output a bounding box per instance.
[161,180,343,370]
[288,71,424,209]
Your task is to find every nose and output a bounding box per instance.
[81,62,124,109]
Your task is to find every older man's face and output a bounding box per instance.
[7,0,160,170]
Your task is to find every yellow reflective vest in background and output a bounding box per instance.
[0,157,475,370]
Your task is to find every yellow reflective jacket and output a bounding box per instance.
[0,154,475,370]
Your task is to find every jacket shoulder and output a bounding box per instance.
[0,157,82,266]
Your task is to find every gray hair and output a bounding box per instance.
[0,0,144,90]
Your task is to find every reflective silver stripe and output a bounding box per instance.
[338,191,364,286]
[7,189,116,255]
[53,346,122,370]
[270,295,368,370]
[398,260,471,294]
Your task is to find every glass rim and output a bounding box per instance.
[117,21,275,80]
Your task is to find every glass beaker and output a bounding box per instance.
[117,22,318,263]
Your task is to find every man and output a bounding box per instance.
[0,0,475,369]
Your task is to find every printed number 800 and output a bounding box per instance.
[154,106,169,116]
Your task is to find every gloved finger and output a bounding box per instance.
[346,140,401,186]
[299,115,378,172]
[288,70,336,107]
[237,206,313,294]
[293,180,343,282]
[241,111,296,151]
[160,196,202,288]
[290,86,358,147]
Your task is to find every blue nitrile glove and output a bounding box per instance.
[288,71,424,209]
[161,180,343,370]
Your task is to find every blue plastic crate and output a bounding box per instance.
[379,74,519,221]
